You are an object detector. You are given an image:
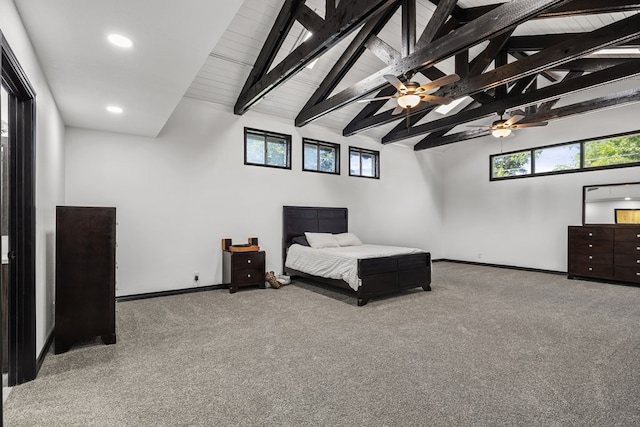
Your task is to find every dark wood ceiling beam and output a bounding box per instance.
[297,0,569,127]
[400,60,640,146]
[416,0,458,50]
[537,70,584,112]
[326,0,336,18]
[354,30,512,137]
[298,3,401,120]
[402,0,416,56]
[294,3,325,32]
[235,0,397,115]
[510,51,559,82]
[552,58,640,72]
[458,0,640,24]
[439,13,640,98]
[234,0,303,112]
[518,87,640,124]
[415,86,640,151]
[415,128,492,150]
[365,36,401,65]
[508,75,537,97]
[506,35,640,52]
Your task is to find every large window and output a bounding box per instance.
[491,130,640,180]
[349,146,380,179]
[244,128,291,169]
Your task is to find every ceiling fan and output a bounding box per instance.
[468,110,548,138]
[357,73,460,115]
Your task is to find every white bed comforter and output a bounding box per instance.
[285,244,426,291]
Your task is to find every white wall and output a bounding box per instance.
[439,78,640,272]
[65,97,443,296]
[1,0,66,355]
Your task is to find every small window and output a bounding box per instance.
[584,134,640,168]
[244,127,291,169]
[349,147,380,179]
[534,143,580,173]
[491,151,531,178]
[303,138,340,174]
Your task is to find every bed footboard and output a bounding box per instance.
[356,252,431,305]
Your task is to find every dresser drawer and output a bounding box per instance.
[614,240,640,256]
[569,252,612,266]
[569,263,613,279]
[613,266,640,283]
[231,252,265,271]
[568,239,613,255]
[568,226,614,241]
[615,251,640,266]
[615,228,640,243]
[233,268,263,285]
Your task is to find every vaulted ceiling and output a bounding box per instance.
[186,0,640,150]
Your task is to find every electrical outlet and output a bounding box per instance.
[477,253,482,259]
[194,271,199,282]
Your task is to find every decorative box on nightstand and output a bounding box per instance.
[222,250,266,293]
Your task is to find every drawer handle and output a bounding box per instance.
[589,244,593,248]
[588,267,593,271]
[637,260,640,264]
[247,273,251,278]
[588,255,593,259]
[588,232,593,237]
[637,234,640,238]
[637,272,640,276]
[247,259,252,264]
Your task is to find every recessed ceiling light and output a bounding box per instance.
[624,197,632,200]
[106,105,123,114]
[107,34,133,48]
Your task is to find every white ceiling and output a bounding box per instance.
[11,0,640,143]
[13,0,242,137]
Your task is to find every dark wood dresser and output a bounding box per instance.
[55,206,117,353]
[568,225,640,284]
[222,251,265,293]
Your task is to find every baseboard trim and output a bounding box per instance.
[36,330,54,375]
[116,284,227,302]
[433,258,566,276]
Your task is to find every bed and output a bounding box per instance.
[282,206,431,306]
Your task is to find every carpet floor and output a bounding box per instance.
[4,262,640,426]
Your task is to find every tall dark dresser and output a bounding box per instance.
[568,225,640,284]
[55,206,116,353]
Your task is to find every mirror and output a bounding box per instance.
[583,182,640,224]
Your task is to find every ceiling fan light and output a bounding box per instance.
[397,94,420,109]
[492,128,511,138]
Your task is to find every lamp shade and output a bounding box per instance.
[397,94,421,109]
[491,128,512,138]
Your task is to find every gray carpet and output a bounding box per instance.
[4,262,640,426]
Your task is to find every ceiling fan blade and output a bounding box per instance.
[416,74,460,93]
[419,94,454,105]
[466,125,491,128]
[384,74,407,92]
[511,121,549,129]
[504,114,525,126]
[356,95,396,103]
[391,105,404,115]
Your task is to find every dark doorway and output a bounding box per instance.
[1,30,37,395]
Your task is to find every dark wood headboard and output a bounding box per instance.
[282,206,348,270]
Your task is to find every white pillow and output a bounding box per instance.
[304,232,339,249]
[334,232,363,247]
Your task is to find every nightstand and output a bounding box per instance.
[222,251,266,293]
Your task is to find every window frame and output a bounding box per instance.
[490,129,640,181]
[244,127,292,170]
[302,138,340,175]
[349,146,380,179]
